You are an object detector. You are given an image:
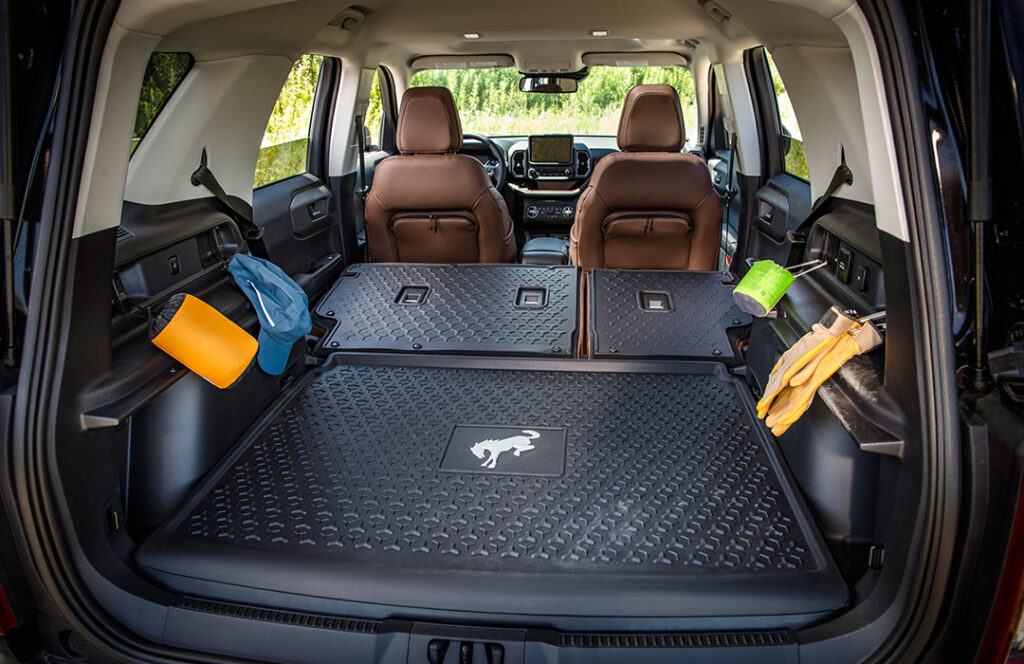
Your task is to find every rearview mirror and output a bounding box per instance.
[519,75,578,93]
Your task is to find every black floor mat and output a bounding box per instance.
[588,270,752,360]
[313,263,578,356]
[138,357,847,621]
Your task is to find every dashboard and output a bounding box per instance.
[462,134,618,228]
[528,135,574,168]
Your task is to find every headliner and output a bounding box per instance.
[116,0,853,69]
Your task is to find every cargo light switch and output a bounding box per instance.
[836,247,852,284]
[853,265,870,292]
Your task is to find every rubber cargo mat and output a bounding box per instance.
[314,263,578,356]
[138,356,847,621]
[588,270,752,360]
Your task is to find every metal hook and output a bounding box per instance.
[857,310,886,324]
[789,259,828,279]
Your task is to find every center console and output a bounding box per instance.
[507,135,592,228]
[526,135,576,179]
[525,199,577,222]
[520,236,570,265]
[509,135,592,182]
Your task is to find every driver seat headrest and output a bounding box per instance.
[617,84,686,152]
[396,87,464,154]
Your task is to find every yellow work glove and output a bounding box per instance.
[756,307,858,419]
[763,322,883,436]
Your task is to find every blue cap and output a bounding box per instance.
[228,254,312,375]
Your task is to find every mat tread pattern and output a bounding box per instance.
[179,364,816,575]
[315,264,577,356]
[589,270,752,359]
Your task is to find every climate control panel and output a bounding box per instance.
[528,166,575,179]
[524,199,577,223]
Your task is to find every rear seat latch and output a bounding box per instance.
[638,290,673,312]
[515,287,547,308]
[395,285,429,305]
[427,639,504,664]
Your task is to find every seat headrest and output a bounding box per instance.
[616,85,686,152]
[396,87,463,154]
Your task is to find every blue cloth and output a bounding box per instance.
[228,254,311,375]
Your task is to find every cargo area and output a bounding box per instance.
[8,0,987,659]
[137,356,846,626]
[132,264,848,630]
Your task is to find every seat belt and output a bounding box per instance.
[190,148,267,256]
[785,146,854,266]
[723,133,738,252]
[354,116,370,201]
[352,117,374,261]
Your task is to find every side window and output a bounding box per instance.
[132,52,193,156]
[709,67,733,154]
[364,70,383,151]
[254,54,324,188]
[765,52,809,180]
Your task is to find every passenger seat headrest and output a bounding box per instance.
[617,84,686,152]
[396,87,463,154]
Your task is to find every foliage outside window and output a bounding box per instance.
[132,52,193,156]
[254,54,324,188]
[765,52,809,180]
[408,66,698,137]
[365,70,383,150]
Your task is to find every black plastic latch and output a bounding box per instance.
[638,291,673,312]
[427,639,504,664]
[988,343,1024,403]
[515,287,547,308]
[111,271,133,313]
[396,286,429,305]
[410,624,521,663]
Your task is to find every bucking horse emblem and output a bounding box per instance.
[470,430,540,469]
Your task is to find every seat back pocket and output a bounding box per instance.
[602,212,694,269]
[391,213,479,263]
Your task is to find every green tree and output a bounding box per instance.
[132,52,192,153]
[254,54,324,187]
[765,52,809,180]
[365,72,383,145]
[409,66,698,136]
[261,54,323,147]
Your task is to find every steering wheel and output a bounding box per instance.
[463,132,507,193]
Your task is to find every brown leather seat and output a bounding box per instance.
[365,87,516,263]
[569,85,721,271]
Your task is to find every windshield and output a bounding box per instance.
[408,66,697,137]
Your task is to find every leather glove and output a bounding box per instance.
[762,322,883,436]
[756,307,858,419]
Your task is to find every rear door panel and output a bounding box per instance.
[253,174,343,296]
[747,173,812,267]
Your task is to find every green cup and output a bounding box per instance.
[732,260,795,317]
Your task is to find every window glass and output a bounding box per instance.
[765,52,809,180]
[408,66,697,137]
[132,52,193,156]
[364,70,383,150]
[254,54,324,188]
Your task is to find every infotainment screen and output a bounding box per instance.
[529,135,574,164]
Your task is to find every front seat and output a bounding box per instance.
[364,87,516,263]
[569,85,721,271]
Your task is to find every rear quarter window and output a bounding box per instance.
[254,54,324,188]
[765,52,809,180]
[132,52,193,156]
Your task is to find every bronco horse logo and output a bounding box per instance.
[470,430,541,469]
